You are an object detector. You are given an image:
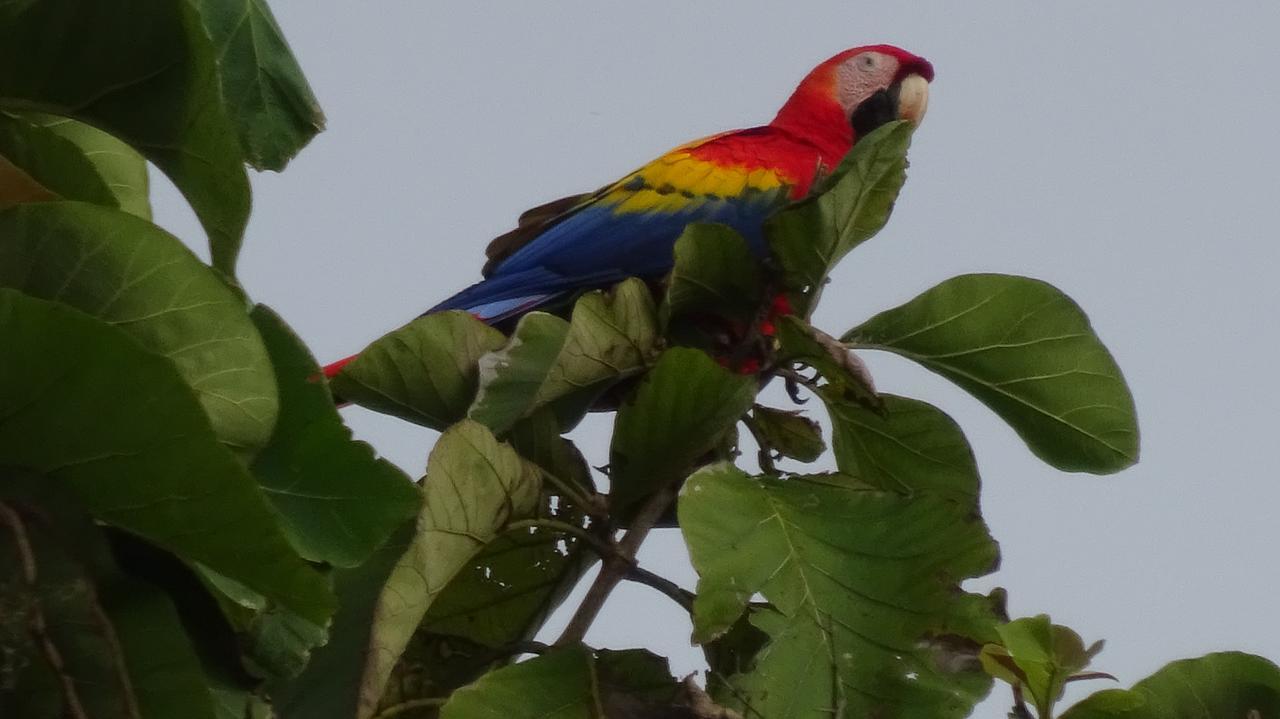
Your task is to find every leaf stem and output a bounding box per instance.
[504,518,612,557]
[555,481,680,645]
[624,565,694,612]
[740,410,777,474]
[538,469,606,519]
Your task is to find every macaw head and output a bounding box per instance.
[771,44,933,155]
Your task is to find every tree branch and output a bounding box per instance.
[555,481,680,646]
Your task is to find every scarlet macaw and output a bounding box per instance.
[325,45,931,377]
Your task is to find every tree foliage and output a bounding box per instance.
[0,5,1273,719]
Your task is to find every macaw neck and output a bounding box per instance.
[769,90,854,165]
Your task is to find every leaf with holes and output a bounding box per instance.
[680,464,999,718]
[355,421,542,719]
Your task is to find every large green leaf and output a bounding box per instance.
[0,112,118,210]
[845,273,1139,473]
[424,411,596,648]
[0,290,331,623]
[767,121,914,317]
[192,0,325,170]
[271,519,416,719]
[1060,652,1280,719]
[680,464,998,718]
[0,477,217,719]
[663,222,764,325]
[0,202,279,453]
[439,646,689,719]
[333,311,507,429]
[250,306,420,567]
[469,279,659,435]
[609,348,758,517]
[0,0,250,273]
[822,392,979,507]
[26,112,153,219]
[356,421,543,719]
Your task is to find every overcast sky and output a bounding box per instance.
[153,2,1280,712]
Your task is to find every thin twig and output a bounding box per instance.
[1009,684,1035,719]
[538,469,606,519]
[555,481,680,646]
[625,565,694,612]
[739,410,777,474]
[503,518,613,557]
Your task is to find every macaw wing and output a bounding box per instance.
[482,192,595,276]
[433,131,796,321]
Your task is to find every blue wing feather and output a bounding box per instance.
[430,145,794,322]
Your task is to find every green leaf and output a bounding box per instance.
[749,405,826,463]
[191,0,325,170]
[680,464,998,718]
[194,565,328,683]
[423,420,594,646]
[845,273,1140,473]
[822,392,979,507]
[1060,652,1280,719]
[440,646,596,718]
[0,202,279,453]
[767,121,914,317]
[0,477,217,719]
[270,519,414,719]
[25,112,153,219]
[333,311,507,430]
[469,279,659,434]
[0,0,250,273]
[439,646,688,719]
[0,112,118,210]
[0,289,331,623]
[249,306,420,567]
[422,529,591,651]
[663,222,764,325]
[609,348,758,518]
[357,421,543,719]
[979,615,1098,718]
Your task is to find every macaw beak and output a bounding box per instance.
[849,71,932,138]
[896,73,930,125]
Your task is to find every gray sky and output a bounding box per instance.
[153,1,1280,712]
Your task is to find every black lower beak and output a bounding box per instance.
[849,83,901,138]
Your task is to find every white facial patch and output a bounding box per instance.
[835,51,901,115]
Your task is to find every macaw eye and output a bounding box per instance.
[857,54,877,71]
